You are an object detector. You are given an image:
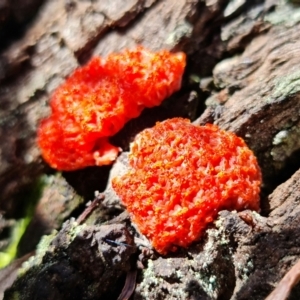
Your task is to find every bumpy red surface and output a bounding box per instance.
[112,118,262,254]
[38,47,186,170]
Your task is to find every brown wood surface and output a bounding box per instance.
[1,0,300,299]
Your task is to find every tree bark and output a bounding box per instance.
[2,0,300,299]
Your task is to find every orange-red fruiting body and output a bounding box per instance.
[112,118,262,254]
[38,47,186,170]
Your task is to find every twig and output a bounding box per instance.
[76,193,105,225]
[265,259,300,300]
[117,269,137,300]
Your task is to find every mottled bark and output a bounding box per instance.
[1,0,300,299]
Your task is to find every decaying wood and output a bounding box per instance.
[4,220,136,300]
[196,20,300,191]
[1,0,300,299]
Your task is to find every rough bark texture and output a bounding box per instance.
[196,13,300,193]
[1,0,300,299]
[4,220,136,299]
